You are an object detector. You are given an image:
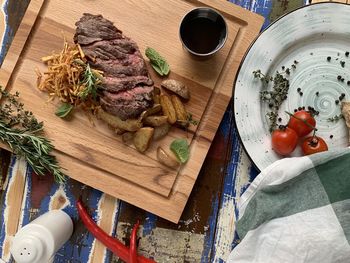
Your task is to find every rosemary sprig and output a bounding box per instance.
[78,63,102,101]
[0,88,65,183]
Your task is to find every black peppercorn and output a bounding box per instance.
[297,88,301,92]
[316,91,319,96]
[346,51,349,57]
[335,100,340,104]
[300,92,303,96]
[338,75,342,80]
[327,56,331,61]
[330,135,334,139]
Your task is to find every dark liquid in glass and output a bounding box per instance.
[181,17,223,54]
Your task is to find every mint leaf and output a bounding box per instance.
[170,139,190,164]
[145,47,170,76]
[55,103,73,118]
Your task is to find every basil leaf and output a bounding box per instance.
[145,47,170,76]
[150,62,164,76]
[55,103,73,118]
[170,139,190,164]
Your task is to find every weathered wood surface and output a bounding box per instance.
[0,0,263,223]
[0,0,306,262]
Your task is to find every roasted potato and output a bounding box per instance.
[157,147,180,169]
[144,116,168,127]
[139,104,162,121]
[160,95,177,124]
[133,127,154,153]
[153,123,171,140]
[171,95,188,121]
[97,108,142,132]
[153,87,161,104]
[161,79,190,100]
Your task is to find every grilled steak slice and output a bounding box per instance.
[100,86,153,120]
[102,76,153,93]
[74,14,122,45]
[74,14,154,120]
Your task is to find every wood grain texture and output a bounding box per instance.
[0,0,263,223]
[0,0,43,88]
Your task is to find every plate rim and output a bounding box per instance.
[232,1,350,173]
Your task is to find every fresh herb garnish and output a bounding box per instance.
[77,63,102,100]
[170,139,189,164]
[145,47,170,76]
[55,103,74,118]
[187,113,198,126]
[0,88,65,183]
[327,114,343,122]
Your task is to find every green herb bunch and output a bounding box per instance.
[0,88,65,183]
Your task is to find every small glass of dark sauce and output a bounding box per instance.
[180,7,227,57]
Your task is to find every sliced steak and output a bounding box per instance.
[74,14,154,120]
[102,76,153,93]
[100,86,153,120]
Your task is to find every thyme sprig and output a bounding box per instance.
[327,114,343,122]
[0,88,65,183]
[253,61,298,132]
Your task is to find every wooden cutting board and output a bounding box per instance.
[0,0,263,222]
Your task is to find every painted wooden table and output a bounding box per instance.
[0,0,307,262]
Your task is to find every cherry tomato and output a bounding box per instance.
[271,127,298,156]
[302,136,328,155]
[288,110,316,137]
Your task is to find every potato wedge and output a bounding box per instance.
[144,116,168,127]
[133,127,154,153]
[97,108,142,132]
[153,87,161,104]
[154,94,160,104]
[139,104,162,121]
[153,123,171,140]
[157,147,180,169]
[161,79,190,100]
[171,95,188,121]
[160,95,177,124]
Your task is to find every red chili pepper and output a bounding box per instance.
[77,199,156,263]
[129,221,139,263]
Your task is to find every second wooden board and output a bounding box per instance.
[0,0,263,222]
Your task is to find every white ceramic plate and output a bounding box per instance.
[234,3,350,171]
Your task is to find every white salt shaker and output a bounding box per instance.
[10,210,73,263]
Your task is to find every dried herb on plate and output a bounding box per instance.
[145,47,170,76]
[0,88,65,183]
[253,62,298,132]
